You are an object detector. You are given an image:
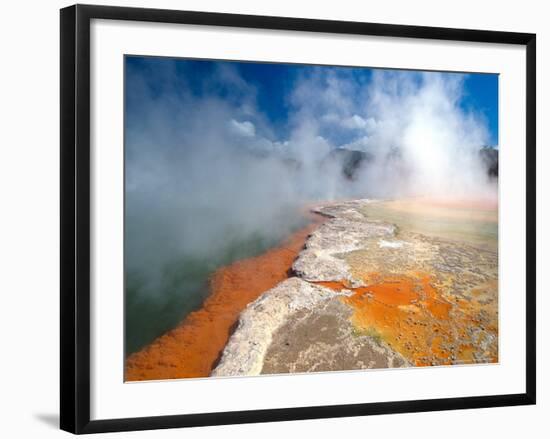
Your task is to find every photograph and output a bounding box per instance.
[123,56,499,382]
[0,0,542,436]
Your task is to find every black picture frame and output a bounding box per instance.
[60,4,536,434]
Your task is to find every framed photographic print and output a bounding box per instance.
[60,4,536,434]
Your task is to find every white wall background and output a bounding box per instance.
[0,0,546,437]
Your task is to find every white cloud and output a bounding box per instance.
[229,119,256,138]
[339,136,371,152]
[341,115,377,132]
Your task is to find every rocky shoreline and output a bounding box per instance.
[211,199,498,376]
[211,200,412,376]
[124,215,325,381]
[292,201,395,287]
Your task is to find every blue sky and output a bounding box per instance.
[461,74,499,146]
[126,56,499,149]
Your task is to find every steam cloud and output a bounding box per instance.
[125,59,497,298]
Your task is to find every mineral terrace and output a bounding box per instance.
[211,199,498,376]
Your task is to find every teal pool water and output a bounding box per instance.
[124,214,307,356]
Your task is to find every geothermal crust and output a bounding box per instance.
[211,199,498,376]
[292,201,395,286]
[212,278,349,376]
[212,200,411,376]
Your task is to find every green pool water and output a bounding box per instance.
[125,215,307,357]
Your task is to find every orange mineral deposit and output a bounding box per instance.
[318,272,493,367]
[125,213,325,381]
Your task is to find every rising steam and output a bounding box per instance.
[125,59,497,300]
